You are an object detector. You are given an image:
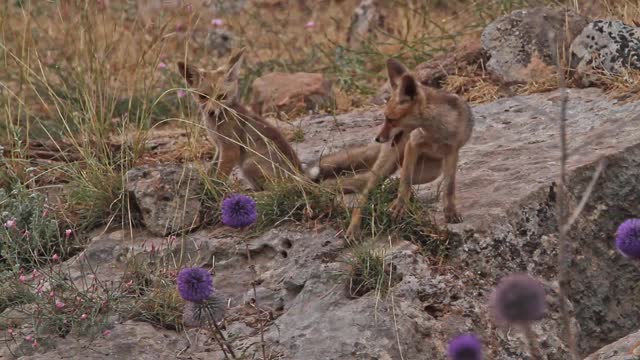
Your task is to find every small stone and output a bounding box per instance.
[250,72,334,117]
[125,163,204,236]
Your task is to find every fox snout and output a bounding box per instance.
[375,119,404,145]
[374,120,393,143]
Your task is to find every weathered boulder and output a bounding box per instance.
[250,72,334,117]
[570,20,640,85]
[291,87,640,357]
[481,7,589,83]
[125,163,205,236]
[15,321,187,360]
[373,42,485,104]
[585,329,640,359]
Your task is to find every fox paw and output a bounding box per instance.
[444,211,463,224]
[345,221,361,240]
[388,198,406,220]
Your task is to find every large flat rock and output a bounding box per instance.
[293,87,640,234]
[291,87,640,356]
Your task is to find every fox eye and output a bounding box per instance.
[215,93,227,101]
[197,93,209,101]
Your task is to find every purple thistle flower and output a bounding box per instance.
[448,333,482,360]
[489,273,546,326]
[221,194,257,229]
[615,219,640,260]
[211,18,224,27]
[177,267,214,303]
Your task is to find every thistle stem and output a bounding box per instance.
[205,318,230,360]
[246,243,268,360]
[523,324,542,360]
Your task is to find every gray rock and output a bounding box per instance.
[125,163,205,236]
[585,329,640,359]
[13,321,187,360]
[203,28,236,58]
[12,88,640,359]
[481,7,589,83]
[570,20,640,84]
[347,0,383,49]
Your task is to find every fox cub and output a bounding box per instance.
[307,58,474,238]
[177,49,303,191]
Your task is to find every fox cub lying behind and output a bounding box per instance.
[177,48,302,191]
[306,58,474,238]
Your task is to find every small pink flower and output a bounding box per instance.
[31,269,40,280]
[18,275,26,284]
[65,229,72,238]
[102,330,112,336]
[32,339,38,348]
[80,313,88,320]
[52,253,60,262]
[42,209,48,217]
[49,291,55,298]
[7,328,13,336]
[305,21,316,29]
[36,286,44,295]
[211,18,223,27]
[177,89,186,98]
[25,335,33,341]
[184,3,193,12]
[125,280,133,287]
[4,219,16,229]
[157,62,167,70]
[55,300,65,309]
[176,23,186,33]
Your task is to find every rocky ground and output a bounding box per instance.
[3,2,640,360]
[4,87,640,359]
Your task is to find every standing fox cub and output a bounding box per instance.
[177,49,302,190]
[307,58,474,238]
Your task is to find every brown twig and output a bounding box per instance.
[209,315,237,359]
[562,159,606,233]
[523,324,542,360]
[205,318,231,360]
[550,29,579,360]
[245,243,268,360]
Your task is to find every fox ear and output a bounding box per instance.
[177,61,200,86]
[399,74,417,100]
[386,58,409,89]
[224,47,245,83]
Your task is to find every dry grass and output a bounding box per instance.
[2,0,640,355]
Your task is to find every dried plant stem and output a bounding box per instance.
[245,243,268,360]
[551,30,580,360]
[205,317,232,359]
[209,315,237,359]
[523,324,542,360]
